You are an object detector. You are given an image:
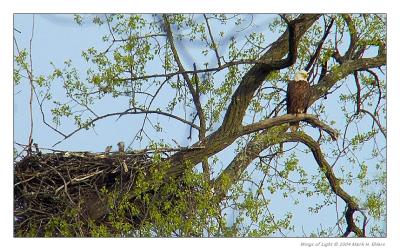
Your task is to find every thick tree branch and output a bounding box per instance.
[289,133,364,237]
[213,126,288,197]
[165,14,321,177]
[213,131,364,237]
[241,113,338,140]
[342,14,358,60]
[167,113,336,177]
[220,14,321,134]
[313,15,386,104]
[310,53,386,105]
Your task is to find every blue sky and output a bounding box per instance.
[13,13,386,237]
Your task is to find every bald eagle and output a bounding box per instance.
[287,70,311,132]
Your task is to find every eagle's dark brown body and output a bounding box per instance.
[286,80,311,131]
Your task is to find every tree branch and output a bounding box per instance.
[52,107,200,147]
[310,53,386,105]
[364,69,383,116]
[213,131,364,237]
[220,14,321,134]
[163,15,207,140]
[240,113,338,140]
[161,14,321,179]
[305,17,334,72]
[163,15,211,180]
[280,133,365,237]
[167,113,336,177]
[360,108,387,138]
[354,71,362,114]
[203,14,221,67]
[342,14,358,60]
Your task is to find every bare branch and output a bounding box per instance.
[360,109,387,138]
[203,14,221,67]
[364,69,383,116]
[163,14,206,139]
[310,53,386,104]
[53,107,199,147]
[305,17,334,72]
[353,71,362,114]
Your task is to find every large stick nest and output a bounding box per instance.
[14,149,168,236]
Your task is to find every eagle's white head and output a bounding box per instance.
[294,70,308,82]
